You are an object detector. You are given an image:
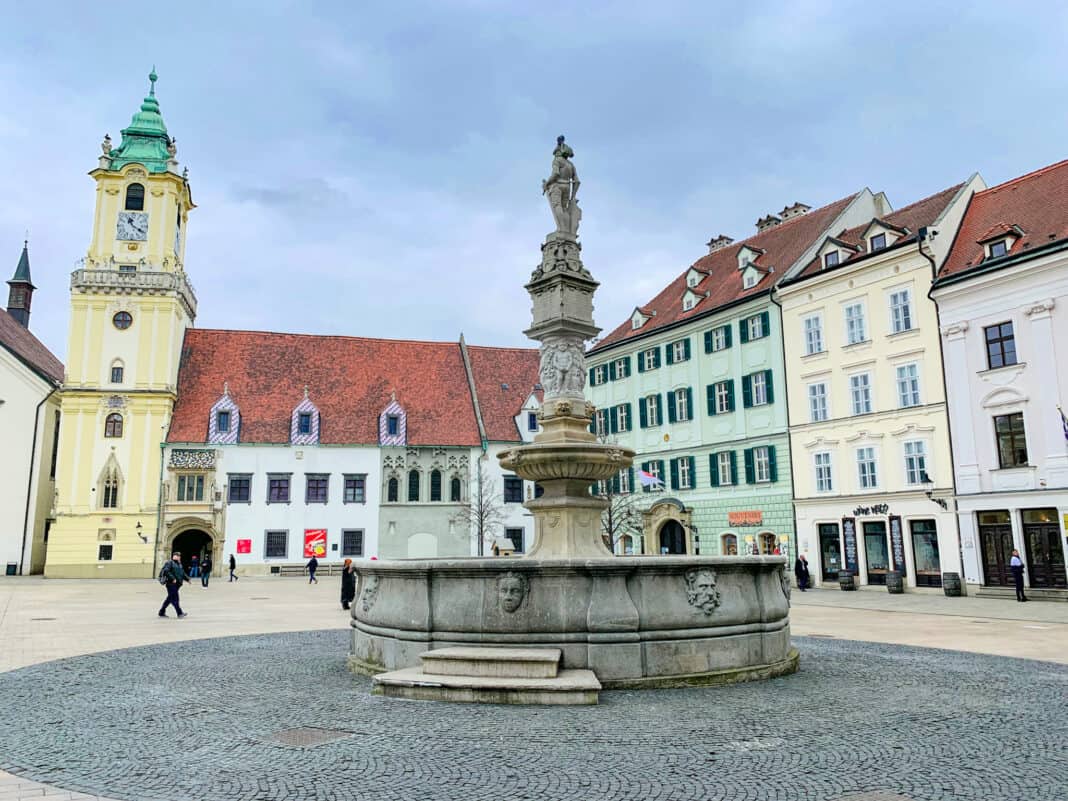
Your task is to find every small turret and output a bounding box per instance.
[6,239,35,328]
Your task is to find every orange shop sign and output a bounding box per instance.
[728,510,763,527]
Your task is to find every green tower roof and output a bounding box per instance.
[107,69,174,174]
[9,240,33,288]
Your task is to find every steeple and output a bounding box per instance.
[6,239,35,328]
[104,68,177,174]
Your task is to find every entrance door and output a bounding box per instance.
[818,523,841,581]
[909,519,942,587]
[978,512,1013,586]
[659,520,686,554]
[1022,510,1067,588]
[863,521,889,585]
[172,529,213,574]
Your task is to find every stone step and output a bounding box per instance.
[975,586,1067,602]
[372,666,600,705]
[420,646,562,679]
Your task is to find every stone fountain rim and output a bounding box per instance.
[352,555,788,575]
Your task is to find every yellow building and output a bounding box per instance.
[775,176,983,589]
[46,71,196,578]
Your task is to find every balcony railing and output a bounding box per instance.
[70,268,197,316]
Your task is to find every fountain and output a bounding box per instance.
[349,138,798,702]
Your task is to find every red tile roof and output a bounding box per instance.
[465,345,542,442]
[793,183,964,281]
[168,329,486,446]
[592,193,859,352]
[941,159,1068,278]
[0,309,63,384]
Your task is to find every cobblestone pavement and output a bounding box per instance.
[0,631,1065,801]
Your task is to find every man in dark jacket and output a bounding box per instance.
[201,554,213,587]
[229,554,238,582]
[307,556,319,584]
[341,559,356,610]
[794,554,811,592]
[159,553,189,618]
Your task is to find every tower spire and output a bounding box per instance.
[7,239,35,328]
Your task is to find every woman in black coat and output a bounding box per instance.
[341,559,357,610]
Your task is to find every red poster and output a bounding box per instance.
[303,529,327,559]
[236,539,251,554]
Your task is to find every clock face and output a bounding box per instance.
[116,211,149,241]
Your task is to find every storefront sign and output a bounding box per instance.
[853,504,890,517]
[888,515,907,574]
[728,510,763,526]
[303,529,328,559]
[236,539,251,554]
[841,517,859,574]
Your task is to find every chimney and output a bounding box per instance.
[780,202,811,221]
[755,214,782,233]
[706,234,735,254]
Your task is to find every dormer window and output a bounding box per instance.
[379,397,406,445]
[687,274,698,288]
[988,239,1008,258]
[208,384,240,444]
[290,391,320,445]
[387,415,399,435]
[298,412,312,434]
[217,410,231,433]
[683,297,694,311]
[870,233,887,251]
[744,273,757,289]
[631,318,642,329]
[824,251,840,268]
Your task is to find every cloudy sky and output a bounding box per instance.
[2,1,1066,359]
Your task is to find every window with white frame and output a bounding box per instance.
[618,469,631,494]
[714,381,732,414]
[616,403,629,432]
[647,461,661,484]
[896,363,921,408]
[709,326,728,352]
[889,289,913,333]
[674,388,689,421]
[683,296,694,310]
[844,302,867,345]
[746,315,765,340]
[678,458,692,489]
[645,394,660,426]
[988,239,1008,258]
[614,358,628,378]
[642,348,658,371]
[824,250,839,268]
[808,382,828,422]
[594,409,607,436]
[904,440,928,485]
[856,447,878,489]
[814,452,833,492]
[751,372,768,406]
[672,340,687,363]
[870,233,887,251]
[753,446,771,483]
[717,452,733,485]
[591,365,607,385]
[850,373,872,415]
[803,314,824,355]
[743,273,757,289]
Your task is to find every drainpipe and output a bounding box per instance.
[18,385,57,575]
[920,228,967,595]
[153,439,166,576]
[768,287,799,580]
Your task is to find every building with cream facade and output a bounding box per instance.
[776,176,984,588]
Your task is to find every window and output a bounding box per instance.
[110,365,124,384]
[677,457,692,489]
[610,357,630,380]
[641,460,664,493]
[591,365,607,385]
[669,339,690,363]
[118,264,137,274]
[803,315,824,355]
[753,447,771,483]
[593,409,607,436]
[744,314,766,341]
[643,394,661,427]
[98,543,113,561]
[824,250,840,268]
[216,410,231,433]
[716,452,734,486]
[904,440,928,485]
[305,474,329,504]
[429,470,442,502]
[857,447,878,489]
[641,347,661,371]
[683,297,694,310]
[711,381,733,415]
[721,534,738,555]
[102,475,119,508]
[809,383,828,422]
[386,415,400,436]
[505,527,525,553]
[265,530,288,559]
[267,474,291,504]
[617,469,631,494]
[989,239,1008,258]
[176,474,205,502]
[844,303,866,344]
[228,474,251,503]
[743,273,757,289]
[751,372,768,406]
[814,452,833,492]
[112,311,132,330]
[705,325,730,353]
[870,233,887,251]
[984,322,1017,369]
[614,404,630,432]
[674,388,690,422]
[124,183,145,211]
[344,474,366,504]
[527,412,538,432]
[298,412,313,434]
[994,412,1028,468]
[342,529,364,557]
[504,476,524,503]
[407,470,420,502]
[387,477,399,503]
[889,289,913,333]
[850,373,872,415]
[104,413,123,438]
[450,476,462,502]
[896,363,921,408]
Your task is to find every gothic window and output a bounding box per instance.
[450,476,462,502]
[99,458,122,510]
[387,477,399,503]
[104,413,123,438]
[124,183,145,211]
[430,469,443,502]
[407,469,420,502]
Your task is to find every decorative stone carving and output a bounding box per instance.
[101,134,112,155]
[496,572,528,613]
[779,565,791,607]
[1025,298,1055,317]
[361,576,380,612]
[170,449,216,470]
[684,567,721,615]
[538,335,586,399]
[542,136,581,236]
[940,321,969,338]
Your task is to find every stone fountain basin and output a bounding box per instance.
[348,556,796,688]
[498,442,636,483]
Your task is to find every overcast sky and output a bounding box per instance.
[2,1,1067,360]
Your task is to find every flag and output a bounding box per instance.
[637,470,663,488]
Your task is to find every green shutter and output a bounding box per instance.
[666,344,675,365]
[655,394,662,424]
[768,445,778,482]
[709,453,720,487]
[667,392,677,423]
[640,461,650,493]
[623,357,631,377]
[683,338,691,360]
[608,361,617,381]
[723,324,733,348]
[726,379,736,412]
[609,406,618,434]
[685,387,693,421]
[653,348,662,369]
[637,351,646,373]
[627,467,635,492]
[590,481,598,496]
[589,367,596,386]
[588,414,596,434]
[704,330,713,353]
[744,448,755,484]
[656,460,665,484]
[688,457,696,489]
[639,397,648,428]
[742,374,753,408]
[761,311,771,337]
[729,451,738,485]
[669,458,679,490]
[707,384,716,416]
[739,319,750,344]
[611,471,621,494]
[765,370,774,405]
[623,403,632,432]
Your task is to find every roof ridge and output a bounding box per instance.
[980,158,1068,196]
[883,182,965,218]
[188,327,471,348]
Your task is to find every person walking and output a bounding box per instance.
[794,553,811,592]
[1010,549,1028,602]
[306,555,319,584]
[201,553,213,587]
[341,558,356,610]
[158,553,188,618]
[189,554,200,578]
[229,554,238,582]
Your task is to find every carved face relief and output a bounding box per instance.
[361,576,380,612]
[685,568,721,615]
[497,572,528,613]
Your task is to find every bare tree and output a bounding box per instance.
[594,431,646,554]
[455,458,508,556]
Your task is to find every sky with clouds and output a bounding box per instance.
[2,1,1067,360]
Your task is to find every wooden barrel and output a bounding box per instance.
[942,572,962,597]
[838,571,856,591]
[886,571,904,594]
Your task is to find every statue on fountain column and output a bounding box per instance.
[538,335,586,399]
[542,135,582,237]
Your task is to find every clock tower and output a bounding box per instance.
[46,70,198,578]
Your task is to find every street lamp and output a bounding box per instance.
[920,472,948,510]
[136,521,148,544]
